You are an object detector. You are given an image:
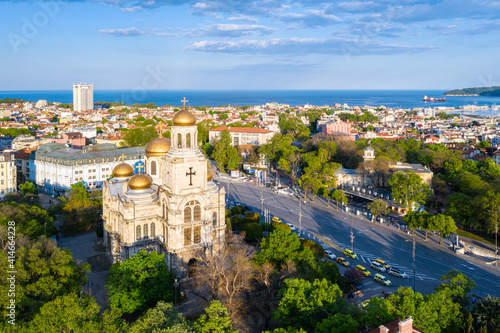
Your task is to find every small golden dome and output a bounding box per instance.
[207,169,213,182]
[172,109,196,126]
[146,137,171,157]
[112,163,134,178]
[128,173,153,190]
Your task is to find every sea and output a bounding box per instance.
[2,90,500,116]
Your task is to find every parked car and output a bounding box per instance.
[344,248,358,259]
[375,258,390,270]
[374,273,392,286]
[336,257,350,267]
[272,216,282,223]
[244,206,253,211]
[388,267,409,279]
[370,261,386,272]
[325,250,336,260]
[355,265,371,277]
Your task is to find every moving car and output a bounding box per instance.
[344,249,358,259]
[336,257,350,267]
[272,216,282,223]
[388,267,409,279]
[370,261,386,272]
[325,250,336,260]
[374,273,392,286]
[355,265,371,277]
[375,259,390,270]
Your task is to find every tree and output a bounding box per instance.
[367,199,390,222]
[332,189,347,210]
[427,214,456,245]
[0,202,55,238]
[193,300,237,333]
[0,237,89,322]
[273,278,344,332]
[472,296,500,333]
[314,313,359,333]
[212,130,240,170]
[388,171,430,213]
[62,183,102,232]
[435,270,477,305]
[106,251,177,314]
[404,211,430,238]
[195,233,254,307]
[130,301,192,333]
[256,228,315,269]
[241,223,263,241]
[22,293,103,332]
[19,181,37,195]
[122,126,158,146]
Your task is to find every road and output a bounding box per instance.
[220,179,500,300]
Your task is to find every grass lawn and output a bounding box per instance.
[456,228,496,247]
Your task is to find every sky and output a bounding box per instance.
[1,0,500,90]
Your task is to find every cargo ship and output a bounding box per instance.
[423,95,446,102]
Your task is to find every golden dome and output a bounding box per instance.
[207,169,213,182]
[146,137,171,157]
[172,109,196,126]
[112,163,134,178]
[128,173,153,190]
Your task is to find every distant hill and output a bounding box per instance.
[444,86,500,96]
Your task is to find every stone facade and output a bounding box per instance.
[102,111,226,277]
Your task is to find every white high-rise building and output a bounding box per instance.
[73,84,94,111]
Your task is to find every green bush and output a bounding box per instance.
[231,215,244,229]
[243,212,260,224]
[301,239,325,260]
[241,223,263,241]
[272,222,291,234]
[230,205,246,216]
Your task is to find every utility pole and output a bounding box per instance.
[412,238,416,291]
[350,212,354,252]
[299,196,302,236]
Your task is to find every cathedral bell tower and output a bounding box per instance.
[163,97,207,194]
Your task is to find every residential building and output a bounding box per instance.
[12,135,40,150]
[30,143,144,195]
[367,317,424,333]
[0,150,16,199]
[50,132,87,148]
[13,148,33,184]
[209,126,274,146]
[73,84,94,112]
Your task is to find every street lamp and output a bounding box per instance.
[350,211,354,252]
[299,195,302,236]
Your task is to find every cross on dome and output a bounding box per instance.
[119,154,126,163]
[137,164,144,174]
[181,97,188,109]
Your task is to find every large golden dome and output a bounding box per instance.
[112,163,134,178]
[145,137,171,157]
[172,109,196,126]
[207,169,213,182]
[128,173,153,190]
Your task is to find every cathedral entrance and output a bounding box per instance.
[188,258,197,277]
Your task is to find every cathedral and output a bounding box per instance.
[102,105,226,276]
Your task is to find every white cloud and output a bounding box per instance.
[98,27,146,36]
[121,6,143,12]
[186,37,437,55]
[227,15,259,22]
[277,9,342,28]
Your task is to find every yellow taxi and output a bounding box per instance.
[355,265,371,277]
[344,249,358,259]
[336,257,350,267]
[272,216,282,223]
[374,273,392,286]
[375,259,390,270]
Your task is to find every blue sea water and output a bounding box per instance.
[1,90,500,112]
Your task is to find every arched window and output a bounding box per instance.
[184,207,192,222]
[151,223,155,238]
[213,212,217,227]
[194,205,201,221]
[150,160,157,175]
[178,133,182,148]
[186,133,191,148]
[143,224,148,238]
[184,200,201,222]
[136,225,141,240]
